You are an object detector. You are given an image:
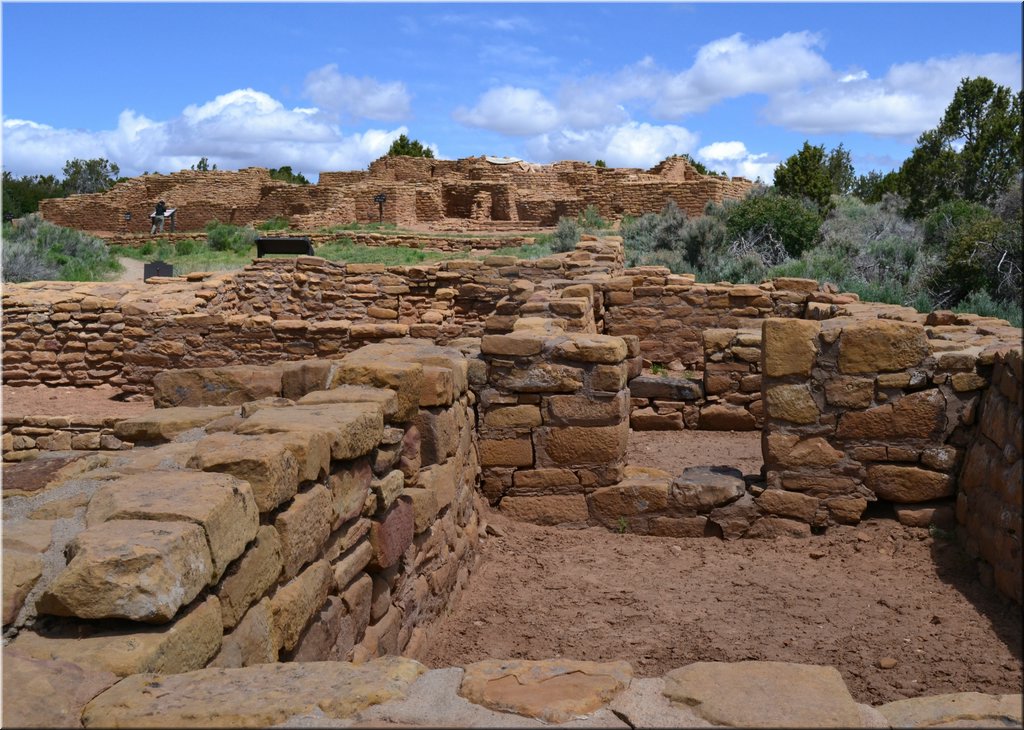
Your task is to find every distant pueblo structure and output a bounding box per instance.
[38,155,754,234]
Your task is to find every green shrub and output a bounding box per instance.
[174,239,200,256]
[725,190,822,258]
[139,241,155,256]
[1,214,121,283]
[954,289,1022,327]
[577,204,610,232]
[550,217,580,253]
[206,221,257,254]
[923,199,992,251]
[256,217,289,231]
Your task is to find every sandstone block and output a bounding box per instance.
[270,559,333,653]
[371,469,405,512]
[11,595,223,676]
[189,432,301,513]
[403,488,440,533]
[211,598,277,668]
[630,407,684,431]
[479,437,534,467]
[756,489,819,523]
[279,359,333,400]
[333,541,373,593]
[288,595,356,662]
[698,403,756,430]
[1,649,119,728]
[216,525,283,630]
[85,470,259,581]
[419,365,455,407]
[877,692,1023,728]
[510,468,579,493]
[533,423,628,467]
[483,404,542,429]
[764,384,819,424]
[459,658,633,724]
[590,363,628,392]
[369,497,415,569]
[589,480,670,525]
[628,375,702,401]
[825,497,869,525]
[39,520,213,623]
[836,389,946,441]
[113,405,238,443]
[3,552,43,625]
[81,657,426,727]
[552,334,628,364]
[480,333,543,356]
[492,363,583,393]
[236,402,384,462]
[545,392,628,426]
[330,361,423,422]
[275,485,334,579]
[671,466,745,513]
[893,501,956,529]
[153,366,282,408]
[838,320,929,374]
[298,385,399,422]
[867,465,954,502]
[648,515,709,537]
[501,494,589,525]
[415,407,459,465]
[663,661,863,728]
[762,319,820,377]
[329,458,373,524]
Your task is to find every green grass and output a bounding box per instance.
[316,238,457,265]
[256,217,290,231]
[320,221,401,233]
[490,241,554,259]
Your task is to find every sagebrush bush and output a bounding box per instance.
[2,214,121,283]
[576,205,610,232]
[206,221,257,254]
[175,239,200,256]
[954,289,1022,327]
[550,217,580,253]
[725,190,822,258]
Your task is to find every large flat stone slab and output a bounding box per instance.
[81,657,426,727]
[662,661,864,728]
[38,519,213,622]
[235,402,384,462]
[85,470,259,581]
[152,365,283,408]
[2,650,119,728]
[113,406,238,443]
[877,692,1023,728]
[459,659,633,724]
[1,453,103,496]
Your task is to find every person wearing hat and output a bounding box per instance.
[150,200,168,234]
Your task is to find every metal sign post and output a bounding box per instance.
[373,193,387,223]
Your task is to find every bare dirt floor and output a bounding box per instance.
[1,384,153,420]
[423,430,1023,706]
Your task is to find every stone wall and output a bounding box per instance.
[39,155,752,233]
[2,415,130,462]
[956,348,1022,603]
[3,340,483,673]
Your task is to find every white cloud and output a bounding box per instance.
[454,86,560,136]
[763,52,1021,137]
[303,64,410,121]
[698,141,749,161]
[2,87,420,180]
[526,122,699,168]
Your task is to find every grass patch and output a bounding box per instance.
[321,222,400,233]
[256,217,290,231]
[316,239,457,265]
[3,215,122,282]
[491,241,554,259]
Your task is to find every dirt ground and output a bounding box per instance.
[422,430,1023,706]
[1,384,152,420]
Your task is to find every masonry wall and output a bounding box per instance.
[4,341,484,671]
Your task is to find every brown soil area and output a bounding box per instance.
[422,431,1022,705]
[1,384,152,420]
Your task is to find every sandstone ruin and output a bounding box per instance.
[38,155,753,234]
[2,234,1021,727]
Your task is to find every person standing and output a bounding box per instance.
[150,200,168,234]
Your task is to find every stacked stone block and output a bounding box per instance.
[477,330,633,526]
[2,415,130,462]
[4,340,483,672]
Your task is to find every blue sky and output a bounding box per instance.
[2,2,1021,182]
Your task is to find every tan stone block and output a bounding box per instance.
[210,598,277,668]
[323,518,370,562]
[877,372,911,388]
[3,519,57,553]
[545,392,628,426]
[297,385,399,422]
[825,497,868,524]
[756,489,819,522]
[951,372,988,391]
[329,361,423,422]
[780,438,843,468]
[590,363,628,392]
[85,471,259,581]
[113,406,238,443]
[39,520,213,623]
[479,437,534,467]
[878,692,1023,729]
[836,389,946,441]
[328,457,372,524]
[698,404,756,431]
[838,320,929,374]
[341,572,373,640]
[0,649,118,728]
[3,552,43,625]
[362,604,402,657]
[10,595,223,676]
[480,333,544,356]
[780,473,862,496]
[492,363,583,393]
[403,488,440,533]
[824,377,874,408]
[762,319,820,377]
[534,423,628,467]
[866,465,953,503]
[500,495,589,525]
[216,525,283,630]
[371,469,405,512]
[483,404,542,429]
[663,661,863,728]
[81,656,426,727]
[552,334,627,364]
[459,658,633,724]
[270,559,333,653]
[368,498,414,569]
[275,485,334,579]
[415,407,459,465]
[189,432,301,513]
[419,365,455,407]
[510,468,580,493]
[631,408,684,431]
[589,480,670,524]
[333,540,373,591]
[153,366,282,408]
[764,384,819,424]
[235,402,384,462]
[418,457,460,509]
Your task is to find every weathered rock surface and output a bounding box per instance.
[1,650,119,728]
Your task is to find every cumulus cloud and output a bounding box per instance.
[526,122,699,169]
[697,140,778,181]
[2,87,418,179]
[303,64,411,121]
[763,52,1021,137]
[698,141,749,161]
[454,86,560,136]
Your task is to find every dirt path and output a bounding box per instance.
[116,257,146,283]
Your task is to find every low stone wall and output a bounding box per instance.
[3,340,483,674]
[956,348,1022,603]
[2,415,131,462]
